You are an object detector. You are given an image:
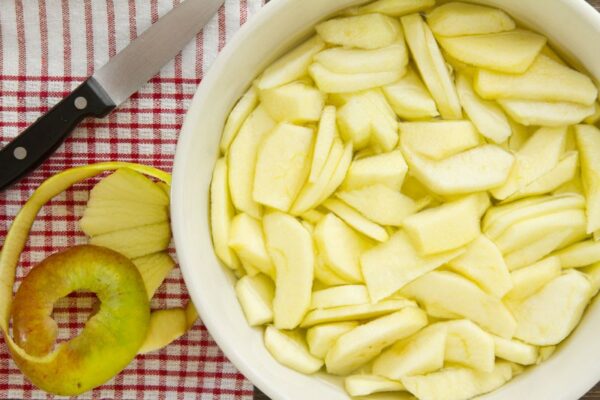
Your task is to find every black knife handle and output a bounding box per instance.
[0,77,116,191]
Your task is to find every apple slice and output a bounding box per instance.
[235,274,275,326]
[314,253,351,287]
[357,0,435,16]
[264,326,324,374]
[343,150,408,191]
[139,308,188,354]
[86,168,169,206]
[403,194,483,255]
[345,374,406,397]
[253,123,313,212]
[504,257,561,303]
[361,231,465,302]
[491,126,567,200]
[475,55,598,105]
[553,239,600,268]
[257,35,325,90]
[228,105,276,218]
[402,271,516,338]
[576,124,600,233]
[448,235,512,298]
[316,14,401,49]
[401,13,462,119]
[307,322,358,360]
[311,285,370,310]
[402,144,514,195]
[89,222,171,260]
[401,362,513,400]
[440,30,546,74]
[337,184,421,227]
[323,199,389,242]
[300,209,326,225]
[301,298,417,328]
[499,99,596,127]
[317,142,354,205]
[585,101,600,124]
[456,73,511,144]
[400,120,480,160]
[504,230,575,271]
[383,67,439,120]
[424,303,462,320]
[510,271,592,345]
[229,213,274,277]
[314,213,372,283]
[581,262,600,296]
[493,336,539,365]
[259,82,324,123]
[310,63,404,94]
[426,2,515,36]
[219,87,259,153]
[263,212,314,329]
[326,307,428,375]
[314,43,408,74]
[441,319,495,373]
[132,252,176,299]
[372,324,446,379]
[309,106,337,182]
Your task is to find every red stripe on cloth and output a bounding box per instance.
[218,5,227,51]
[38,0,49,110]
[240,0,249,24]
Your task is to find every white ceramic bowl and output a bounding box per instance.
[172,1,600,399]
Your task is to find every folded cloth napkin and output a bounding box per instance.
[0,1,264,399]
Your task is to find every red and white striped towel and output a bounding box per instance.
[0,1,265,399]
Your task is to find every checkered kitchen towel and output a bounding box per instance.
[0,1,265,399]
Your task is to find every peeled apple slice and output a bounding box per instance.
[403,194,483,255]
[264,326,323,374]
[259,82,324,123]
[344,374,406,397]
[219,87,259,153]
[86,167,169,206]
[361,231,464,302]
[383,67,439,120]
[581,262,600,296]
[504,230,574,271]
[139,307,187,354]
[456,73,511,144]
[228,105,276,218]
[89,222,171,260]
[132,252,176,299]
[357,0,435,16]
[498,99,596,127]
[440,30,546,74]
[314,42,408,74]
[575,124,600,233]
[311,285,370,310]
[317,142,354,205]
[264,212,314,329]
[323,199,389,242]
[401,362,513,400]
[326,307,428,375]
[372,324,446,379]
[401,271,516,338]
[343,150,408,191]
[402,144,514,195]
[553,239,600,268]
[228,213,274,277]
[493,336,539,365]
[475,55,598,105]
[235,274,275,326]
[441,319,495,372]
[511,271,592,345]
[316,13,401,49]
[306,322,358,359]
[401,13,462,119]
[253,123,313,212]
[309,106,337,182]
[257,35,325,90]
[426,2,515,36]
[504,257,561,303]
[310,63,403,94]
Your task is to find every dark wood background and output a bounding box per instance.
[254,1,600,399]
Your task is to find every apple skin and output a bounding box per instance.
[10,245,150,395]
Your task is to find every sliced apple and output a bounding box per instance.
[553,239,600,268]
[86,168,169,207]
[400,120,480,160]
[263,212,314,329]
[228,105,276,218]
[403,194,483,255]
[132,252,176,299]
[300,209,326,225]
[326,307,428,375]
[344,374,406,397]
[426,2,515,36]
[89,222,171,260]
[448,235,512,298]
[310,63,404,94]
[315,42,408,74]
[402,144,514,195]
[316,13,401,49]
[314,213,372,283]
[493,336,539,366]
[314,252,351,287]
[475,55,598,105]
[510,270,592,345]
[310,106,337,182]
[504,230,575,271]
[301,298,417,328]
[259,82,324,123]
[323,199,389,242]
[219,87,259,153]
[311,285,370,310]
[253,123,313,212]
[306,322,358,359]
[424,303,462,320]
[504,257,561,303]
[343,150,408,191]
[401,13,462,119]
[235,274,275,326]
[229,213,274,277]
[456,73,511,144]
[264,326,323,374]
[317,142,354,205]
[401,271,517,338]
[442,319,495,372]
[257,35,325,90]
[499,99,596,127]
[581,262,600,296]
[576,124,600,233]
[139,308,187,354]
[383,67,439,120]
[357,0,435,16]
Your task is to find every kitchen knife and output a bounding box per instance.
[0,0,224,191]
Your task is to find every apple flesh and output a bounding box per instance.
[343,150,408,191]
[306,322,358,359]
[219,87,259,153]
[383,67,439,120]
[400,120,480,160]
[264,326,323,374]
[344,374,405,397]
[316,13,401,50]
[426,2,515,36]
[260,82,325,123]
[314,42,408,74]
[356,0,435,17]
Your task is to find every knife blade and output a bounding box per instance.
[0,0,224,191]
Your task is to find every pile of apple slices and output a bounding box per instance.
[210,0,600,399]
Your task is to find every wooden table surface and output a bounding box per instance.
[254,1,600,399]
